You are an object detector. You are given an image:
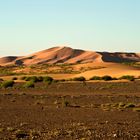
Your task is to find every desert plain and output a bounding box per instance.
[0,47,140,140]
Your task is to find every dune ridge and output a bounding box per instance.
[0,46,140,66]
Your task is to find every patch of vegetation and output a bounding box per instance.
[100,103,111,111]
[43,76,53,83]
[89,76,101,80]
[101,75,113,81]
[25,76,38,82]
[7,127,16,132]
[112,77,118,80]
[100,102,136,111]
[0,80,14,88]
[23,76,44,82]
[73,76,86,81]
[90,75,117,81]
[37,76,44,82]
[122,62,140,68]
[119,75,135,81]
[0,67,16,76]
[23,81,35,88]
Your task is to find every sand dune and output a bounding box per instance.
[99,52,140,62]
[0,56,18,65]
[76,63,140,79]
[0,46,140,78]
[0,46,140,66]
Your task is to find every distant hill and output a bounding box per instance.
[0,46,140,66]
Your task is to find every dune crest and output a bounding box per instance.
[0,46,140,66]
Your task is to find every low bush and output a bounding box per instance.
[23,81,35,88]
[112,77,118,80]
[25,76,37,82]
[89,76,101,80]
[21,76,53,83]
[1,80,14,88]
[24,77,30,81]
[25,76,42,83]
[101,75,113,81]
[43,76,53,82]
[90,75,115,81]
[119,75,135,81]
[73,76,86,81]
[37,76,43,82]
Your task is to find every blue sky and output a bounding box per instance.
[0,0,140,56]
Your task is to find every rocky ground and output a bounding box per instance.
[0,81,140,140]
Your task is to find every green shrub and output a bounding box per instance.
[24,77,31,81]
[0,68,15,76]
[101,75,113,81]
[22,76,44,82]
[119,75,135,81]
[89,76,101,80]
[37,76,43,82]
[129,77,135,81]
[43,76,53,82]
[23,81,35,88]
[25,76,39,82]
[1,80,14,88]
[73,76,86,81]
[30,76,39,82]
